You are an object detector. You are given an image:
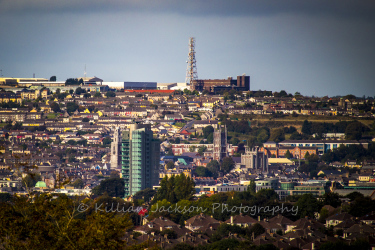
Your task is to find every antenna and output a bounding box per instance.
[0,69,2,77]
[185,37,198,90]
[84,64,87,78]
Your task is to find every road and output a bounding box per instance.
[180,119,195,133]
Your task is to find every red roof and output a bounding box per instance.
[124,90,174,93]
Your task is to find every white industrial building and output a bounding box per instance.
[100,81,157,90]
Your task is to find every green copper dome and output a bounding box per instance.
[35,181,47,188]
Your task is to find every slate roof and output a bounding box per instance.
[185,214,220,230]
[225,214,258,225]
[326,212,353,221]
[334,220,356,229]
[291,218,325,231]
[268,214,293,227]
[345,223,375,234]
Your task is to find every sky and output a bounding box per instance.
[1,0,374,97]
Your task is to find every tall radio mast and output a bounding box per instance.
[185,37,198,90]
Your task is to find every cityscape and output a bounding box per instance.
[1,1,375,250]
[1,66,375,249]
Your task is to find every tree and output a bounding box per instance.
[102,137,111,146]
[207,133,214,143]
[155,174,195,203]
[82,117,90,122]
[319,241,351,250]
[246,223,265,238]
[66,102,79,114]
[350,239,371,250]
[65,78,79,85]
[203,160,220,179]
[160,229,178,239]
[306,153,319,163]
[175,138,180,144]
[92,178,125,198]
[302,120,312,135]
[133,188,157,203]
[164,148,173,156]
[174,174,195,202]
[345,121,364,140]
[195,166,213,177]
[285,126,297,134]
[343,94,356,100]
[83,93,91,99]
[290,131,303,140]
[256,189,279,200]
[269,128,285,143]
[212,224,245,241]
[221,157,235,173]
[319,207,330,223]
[0,194,135,249]
[172,243,195,250]
[94,92,102,98]
[198,145,207,156]
[166,161,175,169]
[49,76,56,81]
[22,173,42,188]
[285,150,292,159]
[348,196,375,217]
[230,137,240,146]
[0,193,12,203]
[72,178,84,189]
[203,126,214,138]
[109,171,119,179]
[295,194,321,218]
[304,151,310,159]
[248,180,256,195]
[346,191,364,201]
[105,91,116,98]
[183,89,192,95]
[257,128,270,144]
[50,102,61,113]
[75,87,85,95]
[322,192,341,208]
[57,92,67,100]
[279,90,288,97]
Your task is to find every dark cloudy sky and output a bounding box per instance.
[1,0,374,97]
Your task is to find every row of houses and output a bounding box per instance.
[130,212,375,249]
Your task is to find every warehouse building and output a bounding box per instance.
[101,81,157,90]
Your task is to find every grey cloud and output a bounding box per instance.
[1,0,375,21]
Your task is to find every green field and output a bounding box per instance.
[46,113,59,119]
[229,114,374,129]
